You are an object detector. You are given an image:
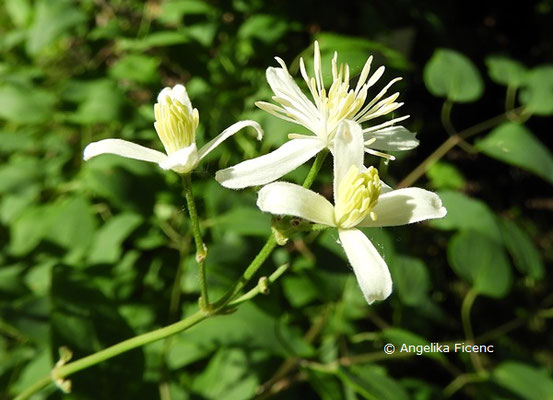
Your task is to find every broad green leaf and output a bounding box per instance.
[5,0,32,27]
[519,65,553,115]
[485,56,527,87]
[448,230,512,298]
[493,361,553,400]
[116,31,190,52]
[26,0,86,55]
[65,79,125,124]
[10,350,52,397]
[388,256,430,306]
[282,274,320,307]
[211,207,271,237]
[426,161,465,190]
[157,0,217,25]
[44,196,97,255]
[424,49,483,102]
[87,213,143,265]
[337,365,409,400]
[430,191,502,242]
[0,84,55,124]
[306,370,345,400]
[192,348,260,400]
[238,15,290,44]
[109,54,160,84]
[498,217,544,280]
[9,204,57,256]
[475,122,553,185]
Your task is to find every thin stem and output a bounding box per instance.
[397,107,525,188]
[303,149,329,188]
[182,174,209,309]
[441,99,456,136]
[461,289,484,372]
[14,311,206,400]
[228,263,290,307]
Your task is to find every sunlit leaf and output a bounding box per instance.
[388,256,430,306]
[485,56,527,87]
[448,230,512,298]
[493,361,553,400]
[475,122,553,185]
[519,65,553,115]
[426,161,465,190]
[424,49,483,102]
[498,217,544,280]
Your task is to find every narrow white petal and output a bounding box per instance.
[333,120,365,200]
[365,126,419,151]
[159,144,199,173]
[266,67,318,119]
[257,182,335,226]
[215,138,324,189]
[197,120,263,161]
[338,228,392,304]
[83,139,168,164]
[359,188,447,227]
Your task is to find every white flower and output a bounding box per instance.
[256,120,446,304]
[83,84,263,174]
[216,41,418,189]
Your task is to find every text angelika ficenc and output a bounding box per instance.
[400,343,494,356]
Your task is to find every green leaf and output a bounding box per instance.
[26,0,86,55]
[0,84,55,124]
[493,361,553,400]
[192,348,260,400]
[337,365,409,400]
[497,217,544,280]
[388,256,430,306]
[116,31,190,52]
[519,65,553,115]
[485,56,527,87]
[65,79,125,124]
[448,230,512,298]
[475,122,553,185]
[157,0,217,25]
[212,207,271,237]
[282,274,320,307]
[87,213,143,265]
[430,191,502,242]
[5,0,32,27]
[424,49,484,102]
[426,161,465,190]
[9,204,57,256]
[238,15,290,44]
[109,54,160,84]
[10,350,52,397]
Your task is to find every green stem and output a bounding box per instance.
[397,107,525,188]
[14,311,206,400]
[461,289,484,372]
[303,149,329,188]
[441,99,456,136]
[182,174,209,309]
[16,149,330,400]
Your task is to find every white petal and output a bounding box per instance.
[366,126,419,151]
[338,228,392,304]
[257,182,335,226]
[158,84,192,112]
[159,144,199,173]
[215,138,324,189]
[198,120,263,161]
[83,139,168,164]
[333,120,365,200]
[359,188,447,227]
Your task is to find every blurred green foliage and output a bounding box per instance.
[1,0,552,399]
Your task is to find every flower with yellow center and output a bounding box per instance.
[216,41,419,189]
[84,84,262,174]
[256,120,446,304]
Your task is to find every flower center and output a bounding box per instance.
[335,165,381,229]
[154,96,199,155]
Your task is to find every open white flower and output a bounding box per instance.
[216,41,418,189]
[83,84,263,174]
[256,120,446,304]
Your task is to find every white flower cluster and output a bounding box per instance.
[83,41,446,305]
